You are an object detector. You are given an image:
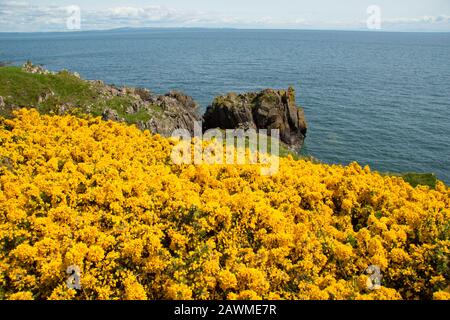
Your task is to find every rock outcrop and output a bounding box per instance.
[136,91,201,136]
[203,87,307,149]
[86,80,201,135]
[14,61,201,136]
[101,108,124,123]
[22,60,54,75]
[3,62,308,148]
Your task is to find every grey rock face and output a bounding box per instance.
[37,90,55,103]
[95,82,201,136]
[203,87,307,150]
[102,108,124,122]
[137,91,201,136]
[22,61,54,75]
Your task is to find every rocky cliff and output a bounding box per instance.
[0,62,201,136]
[0,62,307,149]
[203,87,307,150]
[98,86,201,136]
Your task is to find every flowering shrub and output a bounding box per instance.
[0,109,449,300]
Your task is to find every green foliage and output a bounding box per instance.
[0,66,162,126]
[381,172,440,189]
[0,67,93,111]
[400,173,438,189]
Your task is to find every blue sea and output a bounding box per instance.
[1,29,449,183]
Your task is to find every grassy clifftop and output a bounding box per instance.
[0,65,157,123]
[1,66,95,114]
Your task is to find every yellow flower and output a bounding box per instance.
[123,273,147,300]
[8,291,34,300]
[0,109,448,300]
[433,291,450,300]
[218,270,238,291]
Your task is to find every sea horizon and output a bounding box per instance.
[1,26,450,35]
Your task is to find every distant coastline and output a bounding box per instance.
[2,26,450,35]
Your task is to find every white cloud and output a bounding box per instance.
[0,1,69,31]
[385,15,450,24]
[0,1,449,32]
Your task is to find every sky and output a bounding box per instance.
[0,0,449,32]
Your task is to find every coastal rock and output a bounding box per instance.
[138,91,201,136]
[84,77,201,135]
[54,103,75,115]
[38,90,55,103]
[102,108,124,123]
[92,84,200,136]
[6,62,307,147]
[203,87,307,149]
[22,61,53,75]
[135,88,155,102]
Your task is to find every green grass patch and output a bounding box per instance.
[399,173,438,189]
[123,108,155,123]
[383,171,439,189]
[0,66,162,126]
[0,67,95,112]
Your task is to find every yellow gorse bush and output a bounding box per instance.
[0,109,449,300]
